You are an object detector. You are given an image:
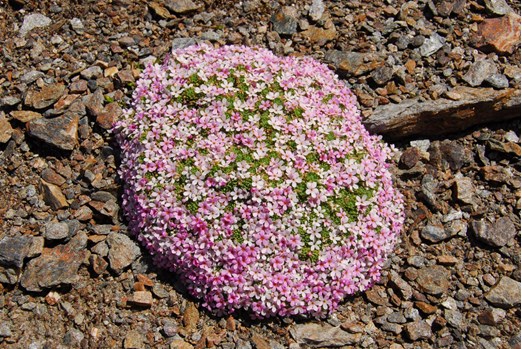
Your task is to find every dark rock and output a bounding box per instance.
[20,234,89,292]
[371,66,393,86]
[0,235,33,269]
[28,113,79,151]
[271,6,298,35]
[477,308,506,325]
[421,224,453,243]
[399,147,422,169]
[89,254,108,275]
[106,233,141,274]
[24,84,65,109]
[416,265,450,295]
[485,277,521,308]
[472,13,521,54]
[471,217,517,247]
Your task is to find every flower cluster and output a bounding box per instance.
[114,45,404,318]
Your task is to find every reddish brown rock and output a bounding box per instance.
[97,102,123,129]
[40,179,69,210]
[28,114,79,151]
[128,290,153,307]
[0,116,13,143]
[24,83,66,109]
[472,13,521,54]
[10,110,42,123]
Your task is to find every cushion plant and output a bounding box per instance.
[114,44,404,318]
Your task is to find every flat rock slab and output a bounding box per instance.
[290,323,361,347]
[20,234,88,292]
[485,276,521,308]
[471,217,517,248]
[363,87,520,139]
[416,265,451,296]
[28,114,79,151]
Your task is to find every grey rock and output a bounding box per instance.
[25,83,66,109]
[106,233,141,274]
[454,177,475,204]
[63,328,84,346]
[485,73,509,89]
[478,308,507,325]
[152,284,170,299]
[19,13,52,37]
[124,331,145,349]
[388,270,413,300]
[81,66,103,80]
[364,87,520,139]
[290,323,361,347]
[472,217,517,247]
[162,319,178,337]
[164,0,200,14]
[200,30,222,41]
[484,0,514,15]
[463,60,498,87]
[91,241,109,257]
[416,265,450,295]
[309,0,325,21]
[271,6,298,35]
[485,276,521,308]
[479,324,501,338]
[20,71,45,85]
[387,312,407,324]
[419,33,445,57]
[405,320,432,341]
[44,222,70,241]
[421,224,453,243]
[371,66,394,86]
[444,309,463,328]
[0,96,21,107]
[0,322,12,337]
[28,113,79,151]
[324,50,382,77]
[444,220,467,238]
[172,38,200,50]
[0,235,34,269]
[84,89,105,117]
[70,18,84,33]
[381,321,402,334]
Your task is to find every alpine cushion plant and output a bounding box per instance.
[114,44,404,318]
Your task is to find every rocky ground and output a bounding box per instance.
[0,0,520,348]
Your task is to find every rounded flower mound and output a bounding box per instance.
[114,45,404,318]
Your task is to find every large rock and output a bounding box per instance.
[485,277,521,308]
[19,13,52,37]
[290,323,361,347]
[364,87,520,139]
[463,60,498,87]
[106,233,141,274]
[404,320,432,341]
[472,12,520,54]
[471,217,517,248]
[416,265,450,296]
[324,50,383,77]
[28,113,79,151]
[20,233,88,292]
[24,84,65,109]
[164,0,200,14]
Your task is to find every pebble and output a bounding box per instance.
[182,302,200,331]
[124,331,145,349]
[416,265,450,296]
[290,323,361,347]
[0,116,13,143]
[106,233,141,274]
[419,33,445,57]
[11,110,43,123]
[24,83,66,110]
[164,0,200,14]
[473,12,521,54]
[271,6,298,35]
[70,18,84,33]
[404,320,432,341]
[485,73,509,89]
[453,177,475,205]
[44,222,70,241]
[19,13,52,38]
[463,59,498,87]
[421,223,452,243]
[129,290,153,308]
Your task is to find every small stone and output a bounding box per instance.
[162,319,178,337]
[25,83,66,109]
[381,321,403,334]
[11,110,43,123]
[97,102,123,129]
[69,80,88,94]
[484,0,514,16]
[371,66,394,86]
[444,309,463,328]
[404,320,432,341]
[129,290,153,308]
[472,12,521,54]
[463,59,498,87]
[485,276,521,308]
[0,116,13,143]
[28,113,78,151]
[251,333,271,349]
[70,18,84,33]
[485,73,509,89]
[419,33,445,57]
[81,66,103,80]
[302,24,336,44]
[183,302,199,331]
[437,255,458,265]
[106,233,141,274]
[20,234,88,292]
[388,271,413,301]
[0,235,33,270]
[477,308,506,325]
[44,222,70,241]
[84,89,105,117]
[309,0,325,21]
[0,96,21,107]
[172,38,200,50]
[271,6,298,35]
[20,71,45,85]
[149,2,172,19]
[164,0,200,14]
[19,13,52,37]
[124,331,145,349]
[0,322,12,337]
[290,323,361,347]
[324,51,382,77]
[152,284,169,298]
[399,147,422,169]
[40,180,69,210]
[471,217,517,247]
[416,265,450,296]
[387,312,407,324]
[454,177,475,204]
[63,328,84,347]
[89,254,108,275]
